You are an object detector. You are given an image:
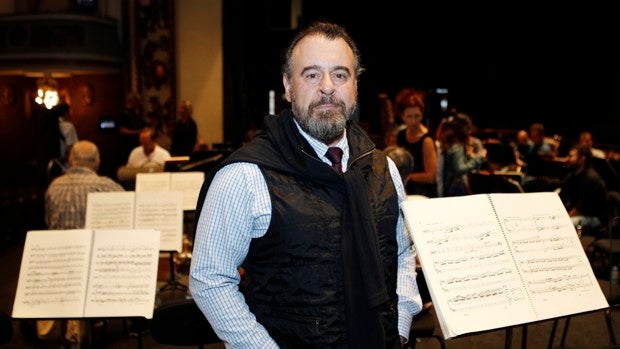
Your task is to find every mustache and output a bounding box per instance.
[309,96,345,109]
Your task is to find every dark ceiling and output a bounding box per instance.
[225,1,618,145]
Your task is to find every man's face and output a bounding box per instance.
[140,132,155,154]
[282,35,358,144]
[566,149,580,170]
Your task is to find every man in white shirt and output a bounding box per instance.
[126,127,171,168]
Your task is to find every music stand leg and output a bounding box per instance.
[505,327,513,349]
[159,251,188,292]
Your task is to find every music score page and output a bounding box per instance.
[403,192,608,339]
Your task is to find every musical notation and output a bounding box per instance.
[403,192,609,339]
[12,229,161,319]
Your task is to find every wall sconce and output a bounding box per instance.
[34,77,60,109]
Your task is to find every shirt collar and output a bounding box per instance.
[292,118,349,168]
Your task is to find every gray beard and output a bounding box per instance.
[291,95,356,144]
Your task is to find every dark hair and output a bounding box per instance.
[281,21,364,79]
[384,146,414,182]
[141,127,157,141]
[573,144,593,167]
[437,114,470,151]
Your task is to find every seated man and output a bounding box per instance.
[558,144,608,236]
[126,127,171,168]
[521,123,559,192]
[42,140,125,347]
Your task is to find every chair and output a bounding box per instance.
[150,298,221,348]
[547,279,620,348]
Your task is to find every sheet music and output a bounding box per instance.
[12,229,161,319]
[85,192,135,229]
[86,191,184,252]
[491,192,608,318]
[84,229,160,318]
[134,191,183,252]
[402,192,608,339]
[135,172,170,193]
[169,171,204,210]
[12,230,93,318]
[136,171,204,211]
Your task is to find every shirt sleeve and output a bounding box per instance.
[189,162,278,348]
[387,158,423,342]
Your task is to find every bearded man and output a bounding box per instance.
[189,21,422,349]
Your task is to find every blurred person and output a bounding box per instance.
[55,103,78,160]
[118,92,149,161]
[436,114,487,197]
[47,103,79,181]
[526,122,555,160]
[515,129,532,165]
[455,110,484,156]
[558,144,608,236]
[43,140,124,347]
[170,99,198,156]
[521,122,558,191]
[384,145,414,184]
[126,127,171,168]
[578,130,606,159]
[394,87,439,198]
[189,21,422,349]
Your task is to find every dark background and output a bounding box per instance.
[223,1,619,146]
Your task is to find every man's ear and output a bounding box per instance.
[282,75,292,102]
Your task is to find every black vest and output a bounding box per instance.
[243,152,399,348]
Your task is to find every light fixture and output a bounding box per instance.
[34,77,59,109]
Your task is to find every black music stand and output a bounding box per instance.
[159,250,188,292]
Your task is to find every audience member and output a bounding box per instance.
[521,122,558,191]
[189,21,422,348]
[126,127,171,168]
[394,87,439,197]
[170,100,198,156]
[515,129,532,165]
[118,92,148,160]
[42,140,124,347]
[45,103,79,182]
[436,114,487,197]
[55,103,78,160]
[384,145,414,184]
[456,111,484,156]
[578,130,606,159]
[558,144,608,236]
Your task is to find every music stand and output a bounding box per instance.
[159,250,188,292]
